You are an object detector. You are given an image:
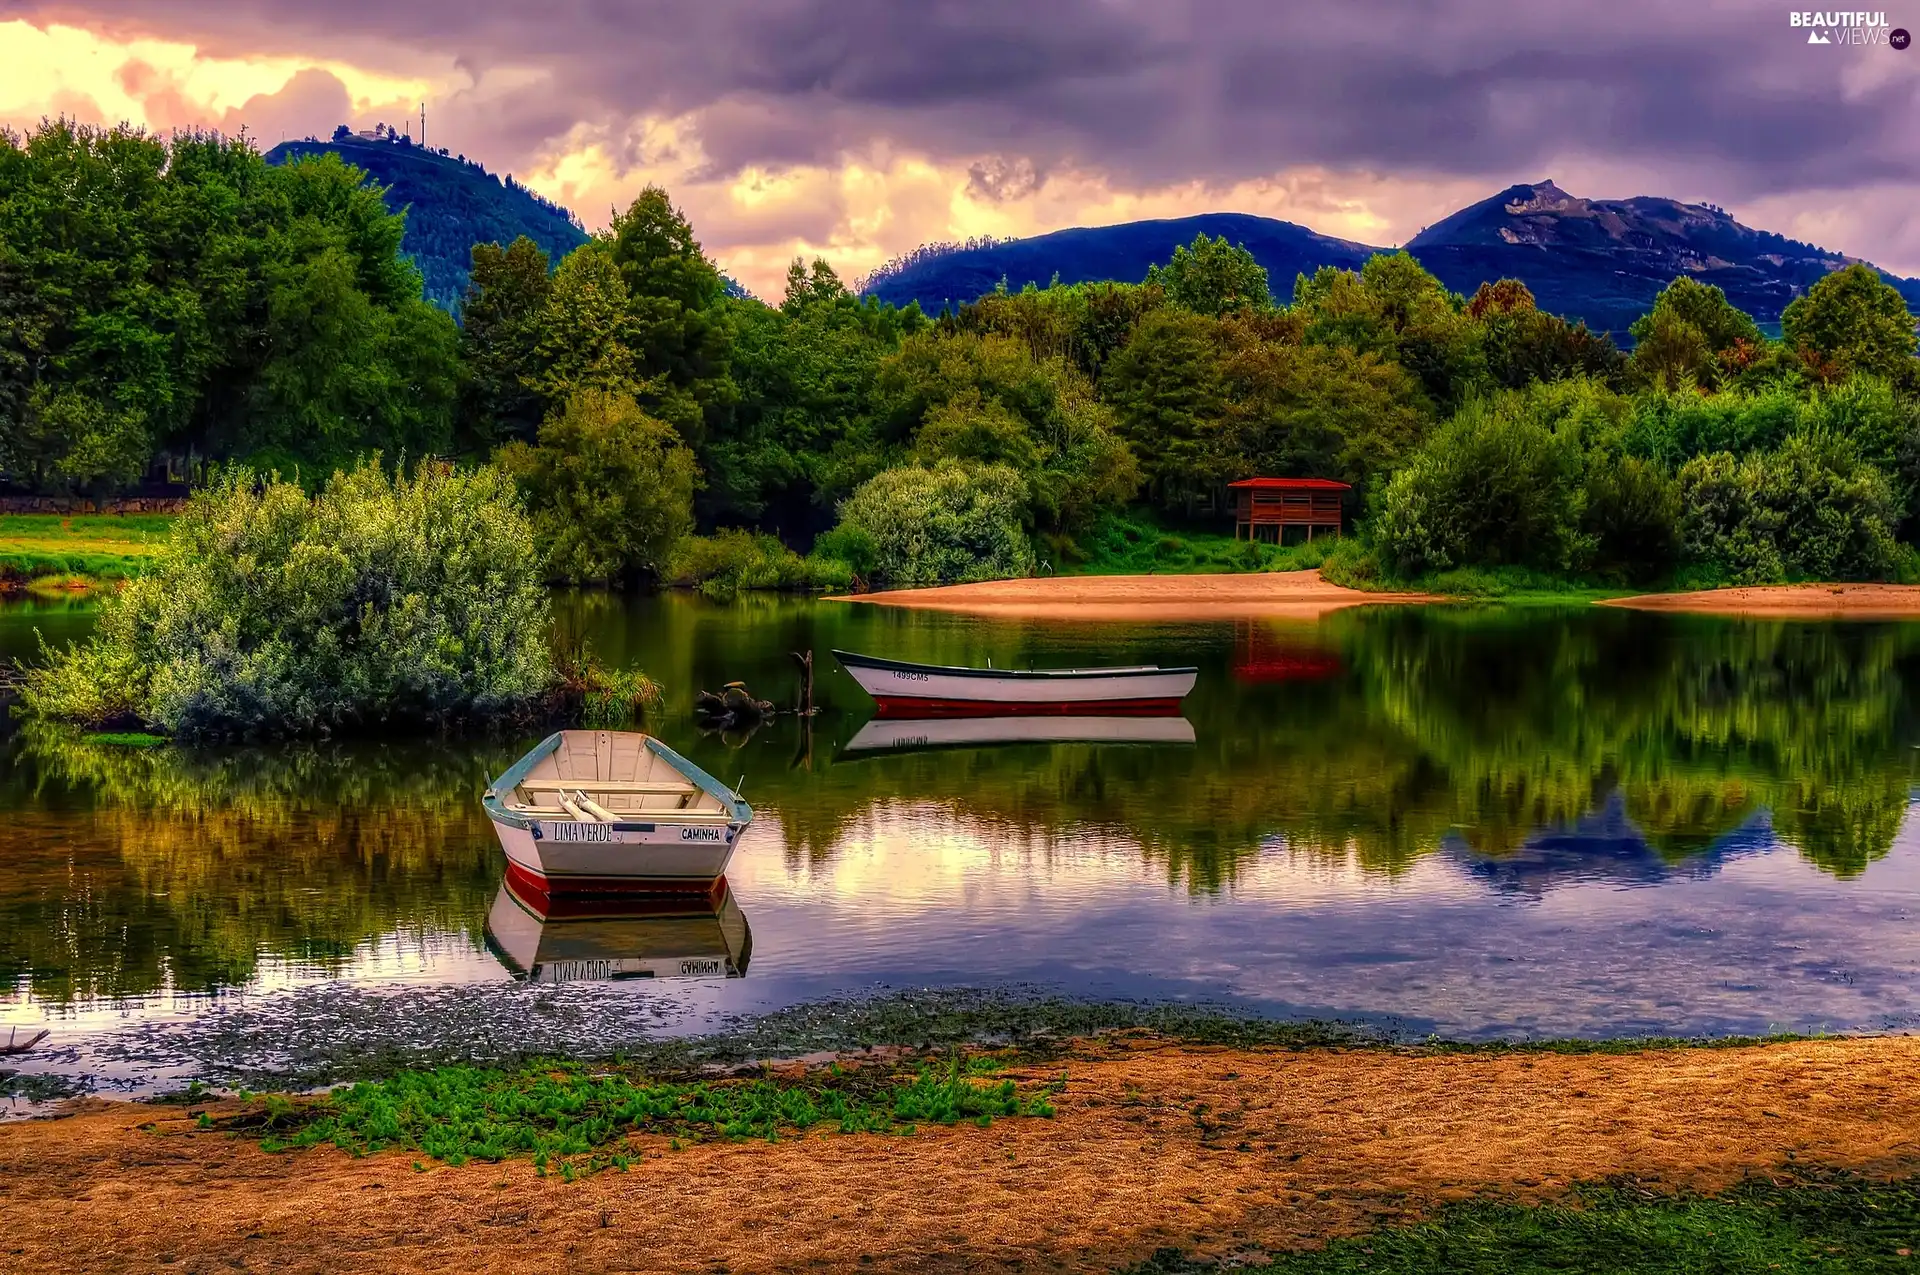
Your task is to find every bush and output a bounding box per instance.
[664,529,854,597]
[22,462,554,737]
[1678,434,1898,584]
[831,461,1035,586]
[1372,398,1589,577]
[1582,453,1682,584]
[495,387,697,584]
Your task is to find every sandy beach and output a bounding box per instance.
[1603,582,1920,619]
[831,570,1437,621]
[3,1035,1916,1274]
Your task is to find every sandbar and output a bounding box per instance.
[1603,582,1920,619]
[830,569,1437,621]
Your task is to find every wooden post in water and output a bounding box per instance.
[790,649,814,716]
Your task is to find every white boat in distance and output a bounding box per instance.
[833,649,1198,717]
[484,730,752,894]
[484,877,752,983]
[845,714,1196,753]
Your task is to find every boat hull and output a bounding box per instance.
[835,649,1197,717]
[490,814,744,893]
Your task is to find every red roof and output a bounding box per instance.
[1227,477,1352,491]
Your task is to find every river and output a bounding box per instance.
[4,592,1919,1106]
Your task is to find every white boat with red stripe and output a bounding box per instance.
[483,730,752,894]
[833,649,1197,717]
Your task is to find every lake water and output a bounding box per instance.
[5,593,1920,1101]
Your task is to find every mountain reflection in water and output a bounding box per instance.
[3,596,1920,1046]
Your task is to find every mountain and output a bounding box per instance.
[1406,180,1920,338]
[265,137,589,311]
[858,213,1378,314]
[859,182,1920,339]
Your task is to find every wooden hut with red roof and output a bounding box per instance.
[1228,477,1350,543]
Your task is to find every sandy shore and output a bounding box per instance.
[1603,582,1920,619]
[3,1035,1917,1274]
[831,570,1437,621]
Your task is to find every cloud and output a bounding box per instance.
[6,2,1920,293]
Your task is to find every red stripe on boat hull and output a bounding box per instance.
[504,858,727,903]
[871,696,1186,718]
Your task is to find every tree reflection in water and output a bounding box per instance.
[2,601,1916,1004]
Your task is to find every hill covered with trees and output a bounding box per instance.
[862,182,1920,340]
[266,133,588,311]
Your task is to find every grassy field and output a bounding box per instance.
[0,512,173,585]
[1140,1172,1920,1273]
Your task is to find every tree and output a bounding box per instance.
[602,186,734,442]
[1145,233,1272,317]
[459,236,553,444]
[1782,264,1918,384]
[1628,278,1763,391]
[494,387,697,584]
[1102,308,1228,509]
[781,257,849,313]
[531,245,640,398]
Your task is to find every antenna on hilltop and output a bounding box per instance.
[420,102,426,150]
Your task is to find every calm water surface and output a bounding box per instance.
[5,593,1920,1097]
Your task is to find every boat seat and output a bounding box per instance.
[512,805,734,821]
[520,781,700,795]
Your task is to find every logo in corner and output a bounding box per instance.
[1894,26,1913,46]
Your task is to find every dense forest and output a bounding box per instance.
[4,120,1920,593]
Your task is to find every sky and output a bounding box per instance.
[1,2,1916,299]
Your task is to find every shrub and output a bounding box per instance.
[495,387,697,584]
[831,461,1035,586]
[664,529,854,597]
[1372,399,1589,577]
[1582,453,1682,584]
[22,461,553,737]
[1678,434,1898,584]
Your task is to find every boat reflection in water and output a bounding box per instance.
[843,713,1196,754]
[484,872,752,983]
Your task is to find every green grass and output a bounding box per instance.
[1135,1172,1920,1274]
[1060,510,1348,576]
[228,1056,1058,1176]
[0,513,173,584]
[84,731,167,748]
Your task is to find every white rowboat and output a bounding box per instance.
[833,649,1197,717]
[483,730,752,893]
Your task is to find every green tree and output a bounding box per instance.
[459,236,553,445]
[1628,278,1763,391]
[602,186,734,442]
[1144,233,1272,317]
[495,387,697,583]
[1102,308,1228,509]
[1781,263,1919,384]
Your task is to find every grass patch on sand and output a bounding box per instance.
[1136,1170,1920,1274]
[0,513,172,584]
[1060,509,1361,577]
[226,1055,1058,1176]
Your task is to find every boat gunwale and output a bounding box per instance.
[831,648,1199,681]
[482,731,753,832]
